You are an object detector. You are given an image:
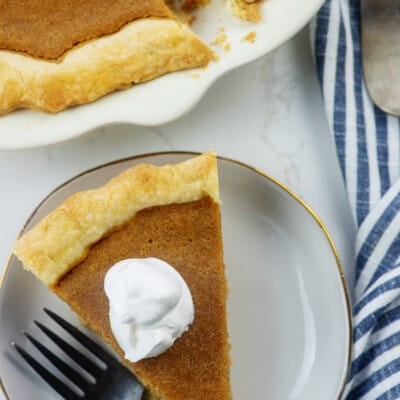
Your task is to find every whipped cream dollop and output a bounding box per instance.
[104,258,194,363]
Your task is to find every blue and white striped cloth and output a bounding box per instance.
[312,1,400,399]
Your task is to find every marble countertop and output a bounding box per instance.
[0,26,355,399]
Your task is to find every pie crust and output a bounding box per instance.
[13,152,219,286]
[0,19,212,114]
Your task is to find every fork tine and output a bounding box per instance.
[34,321,104,379]
[11,342,82,400]
[44,308,116,366]
[23,331,92,394]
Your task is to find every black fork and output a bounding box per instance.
[12,308,144,399]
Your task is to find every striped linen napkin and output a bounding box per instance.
[312,1,400,399]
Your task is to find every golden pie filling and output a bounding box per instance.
[54,197,231,399]
[0,0,173,60]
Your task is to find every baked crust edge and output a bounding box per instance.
[0,18,212,114]
[13,152,219,286]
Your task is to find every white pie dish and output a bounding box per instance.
[0,0,324,150]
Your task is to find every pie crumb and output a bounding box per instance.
[211,28,231,52]
[229,0,263,22]
[242,31,257,44]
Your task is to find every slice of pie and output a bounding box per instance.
[13,152,231,400]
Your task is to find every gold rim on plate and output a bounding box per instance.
[0,377,9,400]
[0,151,352,399]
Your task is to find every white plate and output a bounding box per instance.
[0,0,323,150]
[0,152,350,399]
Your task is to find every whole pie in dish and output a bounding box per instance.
[13,152,231,400]
[0,0,212,114]
[0,0,262,115]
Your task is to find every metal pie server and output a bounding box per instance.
[361,0,400,115]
